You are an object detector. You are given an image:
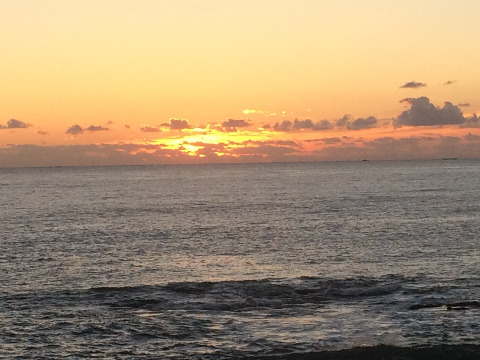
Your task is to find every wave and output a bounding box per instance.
[85,275,407,310]
[4,274,475,313]
[3,275,480,359]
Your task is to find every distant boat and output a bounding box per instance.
[441,157,458,160]
[362,159,369,162]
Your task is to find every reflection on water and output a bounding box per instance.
[1,160,480,358]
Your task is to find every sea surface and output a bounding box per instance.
[1,160,480,359]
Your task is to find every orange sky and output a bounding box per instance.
[1,0,480,167]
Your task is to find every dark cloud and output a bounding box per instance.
[457,103,470,107]
[3,133,480,168]
[399,98,415,104]
[444,80,457,85]
[169,118,190,130]
[124,125,131,129]
[37,131,48,135]
[222,119,250,128]
[439,135,461,144]
[346,116,378,130]
[0,143,194,167]
[336,115,351,127]
[230,142,298,160]
[335,114,377,130]
[270,140,301,147]
[87,125,109,131]
[465,133,480,141]
[140,126,161,132]
[400,81,427,89]
[395,97,465,127]
[66,125,83,134]
[273,119,333,132]
[273,120,293,132]
[459,114,480,128]
[293,119,314,130]
[0,119,31,129]
[322,137,342,144]
[313,119,334,130]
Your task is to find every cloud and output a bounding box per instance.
[256,139,302,148]
[243,109,264,115]
[37,131,48,135]
[465,133,480,141]
[336,114,351,127]
[273,120,293,132]
[273,119,333,132]
[222,119,251,128]
[66,125,84,134]
[313,119,334,130]
[322,137,342,144]
[335,114,377,130]
[293,119,314,130]
[346,116,378,130]
[457,103,470,107]
[87,125,109,131]
[395,97,465,127]
[315,134,480,161]
[444,80,457,85]
[169,118,190,130]
[400,81,427,89]
[459,114,480,128]
[230,142,299,160]
[0,143,195,167]
[242,109,281,116]
[140,126,161,132]
[0,119,31,129]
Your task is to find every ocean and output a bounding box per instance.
[1,159,480,359]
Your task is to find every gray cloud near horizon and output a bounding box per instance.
[313,119,334,130]
[400,81,427,89]
[140,126,161,132]
[66,125,84,134]
[335,114,377,130]
[2,133,480,168]
[222,119,250,128]
[395,97,466,127]
[0,119,31,129]
[273,120,293,132]
[273,119,334,132]
[169,118,190,130]
[87,125,109,131]
[346,116,378,130]
[65,124,110,134]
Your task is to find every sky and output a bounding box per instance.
[1,0,480,167]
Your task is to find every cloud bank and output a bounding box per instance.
[2,133,480,168]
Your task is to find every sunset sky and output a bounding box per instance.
[1,0,480,167]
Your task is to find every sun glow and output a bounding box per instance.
[149,128,266,158]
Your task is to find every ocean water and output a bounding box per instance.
[1,160,480,359]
